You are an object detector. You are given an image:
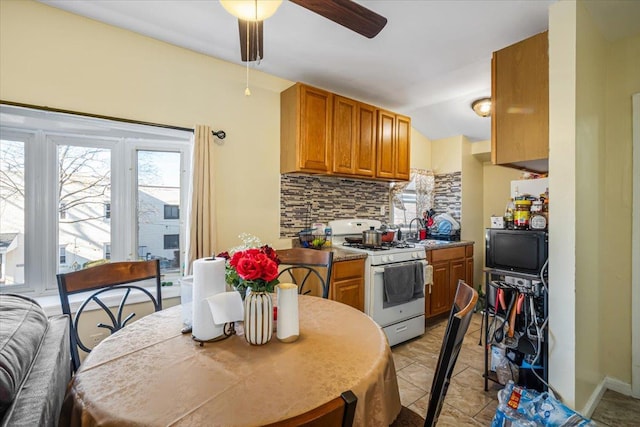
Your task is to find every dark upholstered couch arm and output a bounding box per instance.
[1,295,71,427]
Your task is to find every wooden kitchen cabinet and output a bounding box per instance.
[425,243,474,319]
[281,82,409,182]
[281,83,332,174]
[332,95,376,178]
[330,258,364,312]
[376,109,411,181]
[491,31,549,171]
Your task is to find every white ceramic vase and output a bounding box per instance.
[243,291,272,345]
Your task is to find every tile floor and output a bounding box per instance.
[390,313,640,426]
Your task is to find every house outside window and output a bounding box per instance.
[0,105,192,296]
[164,234,179,250]
[164,204,179,219]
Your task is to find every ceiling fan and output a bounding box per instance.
[220,0,388,62]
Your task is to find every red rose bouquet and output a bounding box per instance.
[217,244,280,294]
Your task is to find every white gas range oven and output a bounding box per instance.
[328,219,427,346]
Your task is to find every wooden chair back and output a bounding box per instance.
[56,260,162,371]
[264,390,357,427]
[276,248,334,299]
[424,280,478,427]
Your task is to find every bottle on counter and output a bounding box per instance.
[504,198,515,230]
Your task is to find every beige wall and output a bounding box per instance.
[575,1,607,406]
[460,137,484,288]
[0,0,294,254]
[549,0,640,410]
[549,0,578,406]
[600,31,640,385]
[430,136,463,174]
[410,128,432,169]
[481,163,522,286]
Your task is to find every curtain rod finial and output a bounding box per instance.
[212,130,226,140]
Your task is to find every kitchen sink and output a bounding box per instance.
[417,239,452,246]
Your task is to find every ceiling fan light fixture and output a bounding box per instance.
[471,97,492,118]
[220,0,283,21]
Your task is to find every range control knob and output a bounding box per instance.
[388,255,394,262]
[381,255,389,263]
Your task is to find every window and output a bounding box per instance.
[0,105,192,296]
[164,234,179,250]
[164,204,179,219]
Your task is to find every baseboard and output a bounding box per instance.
[581,376,633,418]
[604,376,633,396]
[581,379,607,418]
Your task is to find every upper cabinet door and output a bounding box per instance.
[395,114,411,180]
[376,109,396,179]
[354,102,376,177]
[492,31,549,169]
[299,84,332,172]
[332,95,357,175]
[281,83,331,174]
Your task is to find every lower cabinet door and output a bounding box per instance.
[428,261,450,317]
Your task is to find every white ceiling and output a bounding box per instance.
[36,1,638,142]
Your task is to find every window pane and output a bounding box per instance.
[137,151,181,281]
[0,138,25,287]
[58,145,111,273]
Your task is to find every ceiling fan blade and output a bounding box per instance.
[238,19,264,62]
[290,0,387,38]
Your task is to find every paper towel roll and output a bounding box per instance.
[192,257,226,341]
[276,283,299,343]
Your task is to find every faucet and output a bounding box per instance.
[408,217,422,241]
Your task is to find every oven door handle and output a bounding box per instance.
[372,260,428,275]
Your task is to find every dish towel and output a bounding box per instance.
[424,265,433,286]
[383,264,416,304]
[413,263,425,299]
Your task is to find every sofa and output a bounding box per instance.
[0,294,71,427]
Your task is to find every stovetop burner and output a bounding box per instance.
[341,241,416,251]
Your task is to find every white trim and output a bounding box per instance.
[632,92,640,398]
[37,284,181,318]
[581,376,634,417]
[580,377,607,418]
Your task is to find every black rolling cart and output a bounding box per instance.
[482,268,548,392]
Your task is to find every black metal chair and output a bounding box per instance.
[56,260,162,372]
[276,248,334,299]
[264,390,357,427]
[424,279,478,426]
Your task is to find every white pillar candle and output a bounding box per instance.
[276,283,299,343]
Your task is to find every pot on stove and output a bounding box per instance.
[362,227,382,246]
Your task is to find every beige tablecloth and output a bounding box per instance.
[60,296,401,426]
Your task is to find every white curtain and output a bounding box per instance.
[390,168,435,218]
[186,125,217,274]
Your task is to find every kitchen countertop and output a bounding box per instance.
[289,239,367,262]
[418,240,474,250]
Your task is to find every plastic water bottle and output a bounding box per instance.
[324,227,332,247]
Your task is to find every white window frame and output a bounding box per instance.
[0,105,192,299]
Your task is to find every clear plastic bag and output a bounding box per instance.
[496,356,519,385]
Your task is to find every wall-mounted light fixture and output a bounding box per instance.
[471,97,492,118]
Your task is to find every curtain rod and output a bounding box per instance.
[1,100,227,140]
[1,100,195,133]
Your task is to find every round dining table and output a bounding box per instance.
[59,295,402,427]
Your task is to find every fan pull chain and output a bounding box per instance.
[244,16,251,96]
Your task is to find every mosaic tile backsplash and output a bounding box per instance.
[280,174,391,237]
[433,171,461,222]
